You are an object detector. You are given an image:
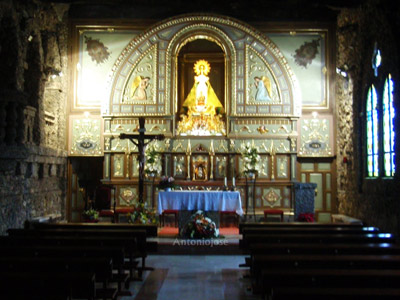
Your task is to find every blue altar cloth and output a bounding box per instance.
[157,191,243,216]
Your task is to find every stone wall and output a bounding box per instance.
[336,1,400,234]
[0,0,69,234]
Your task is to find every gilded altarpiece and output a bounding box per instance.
[68,16,336,216]
[101,15,302,213]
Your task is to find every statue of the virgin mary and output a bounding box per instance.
[177,59,226,135]
[181,60,224,114]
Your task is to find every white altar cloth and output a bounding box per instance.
[157,190,243,216]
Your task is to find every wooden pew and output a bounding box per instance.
[241,226,379,235]
[241,242,400,269]
[0,271,96,300]
[26,221,158,237]
[0,256,115,300]
[252,253,400,272]
[239,222,364,234]
[261,269,400,299]
[240,232,396,249]
[0,235,137,296]
[249,242,400,255]
[5,229,146,282]
[0,243,129,296]
[239,222,400,299]
[271,287,400,300]
[17,224,157,271]
[251,254,400,295]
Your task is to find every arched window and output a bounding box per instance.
[365,46,396,178]
[366,85,379,177]
[383,74,395,177]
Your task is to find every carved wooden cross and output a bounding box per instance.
[119,117,164,203]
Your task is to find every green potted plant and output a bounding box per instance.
[82,208,99,223]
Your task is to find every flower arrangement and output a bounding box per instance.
[297,212,315,223]
[127,202,158,225]
[144,142,162,176]
[82,208,99,222]
[181,210,219,239]
[240,142,260,174]
[158,176,176,190]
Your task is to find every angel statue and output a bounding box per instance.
[254,76,272,102]
[130,76,150,101]
[181,60,224,114]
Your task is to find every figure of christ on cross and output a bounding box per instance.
[119,117,164,203]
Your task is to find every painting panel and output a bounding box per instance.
[173,155,186,179]
[215,156,227,179]
[74,28,141,109]
[69,116,103,156]
[266,31,328,109]
[112,154,125,178]
[298,115,334,157]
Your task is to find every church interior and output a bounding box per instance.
[0,0,399,299]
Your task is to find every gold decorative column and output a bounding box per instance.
[186,139,192,180]
[270,141,276,180]
[125,140,131,179]
[209,140,215,180]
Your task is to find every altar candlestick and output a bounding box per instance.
[224,177,227,186]
[232,177,236,187]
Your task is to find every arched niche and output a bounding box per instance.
[176,38,225,116]
[106,14,301,125]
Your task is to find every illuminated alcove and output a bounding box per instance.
[176,38,226,135]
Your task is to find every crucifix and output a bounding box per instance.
[119,117,164,203]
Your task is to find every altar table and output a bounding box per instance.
[157,190,243,216]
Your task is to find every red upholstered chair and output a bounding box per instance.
[159,209,178,227]
[220,211,239,227]
[264,209,284,222]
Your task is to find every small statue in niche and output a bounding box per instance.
[194,160,207,181]
[130,76,150,100]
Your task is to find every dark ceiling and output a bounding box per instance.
[44,0,368,22]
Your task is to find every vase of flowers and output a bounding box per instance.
[127,202,158,225]
[82,208,99,223]
[240,142,260,176]
[158,176,176,191]
[181,210,219,239]
[144,142,162,176]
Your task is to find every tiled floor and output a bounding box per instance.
[121,255,261,300]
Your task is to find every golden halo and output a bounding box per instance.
[194,59,210,76]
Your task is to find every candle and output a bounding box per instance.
[224,177,227,186]
[232,177,236,187]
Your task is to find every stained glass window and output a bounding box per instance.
[372,44,381,77]
[366,85,379,177]
[383,74,395,177]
